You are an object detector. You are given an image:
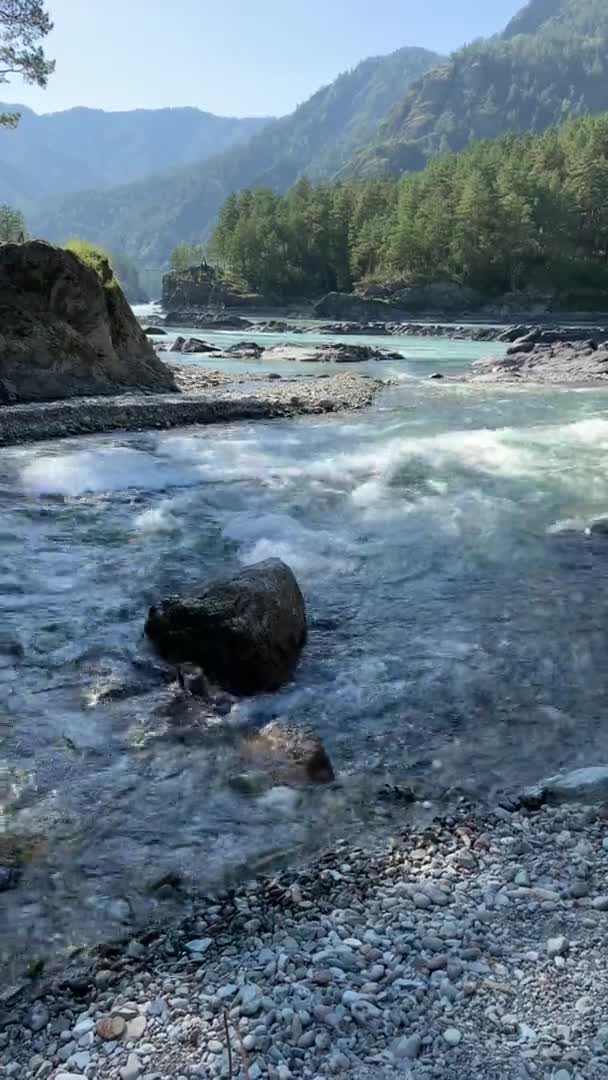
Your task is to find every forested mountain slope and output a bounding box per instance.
[27,47,442,266]
[354,0,608,175]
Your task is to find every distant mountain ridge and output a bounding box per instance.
[26,46,443,266]
[354,0,608,175]
[0,104,271,204]
[502,0,564,37]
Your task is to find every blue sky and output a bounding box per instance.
[7,0,524,117]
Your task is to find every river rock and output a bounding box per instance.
[165,311,253,331]
[96,1014,126,1040]
[145,559,307,695]
[225,341,265,358]
[120,1054,142,1080]
[256,320,297,333]
[517,766,608,808]
[586,519,608,537]
[472,338,608,384]
[241,720,335,784]
[0,865,20,891]
[180,337,220,354]
[143,326,167,335]
[263,343,397,364]
[317,321,390,336]
[0,241,176,404]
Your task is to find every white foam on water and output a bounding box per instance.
[221,510,355,577]
[20,448,200,496]
[131,301,162,319]
[547,517,588,535]
[133,504,178,534]
[341,414,608,511]
[160,431,291,486]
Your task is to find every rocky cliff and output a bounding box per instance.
[161,264,255,311]
[0,241,176,404]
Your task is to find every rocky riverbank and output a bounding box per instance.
[4,785,608,1080]
[315,322,608,344]
[470,334,608,385]
[0,369,381,447]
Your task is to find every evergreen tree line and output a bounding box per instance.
[204,113,608,302]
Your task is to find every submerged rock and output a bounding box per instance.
[0,865,20,892]
[587,519,608,537]
[0,241,176,404]
[242,720,335,785]
[145,558,307,695]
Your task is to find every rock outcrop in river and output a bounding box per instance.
[0,241,176,404]
[472,334,608,384]
[145,558,307,695]
[314,284,481,321]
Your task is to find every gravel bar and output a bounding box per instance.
[3,799,608,1079]
[0,372,380,447]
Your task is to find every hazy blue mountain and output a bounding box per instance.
[0,104,270,203]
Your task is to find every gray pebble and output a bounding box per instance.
[27,1005,49,1033]
[546,936,568,958]
[443,1027,462,1046]
[393,1034,422,1060]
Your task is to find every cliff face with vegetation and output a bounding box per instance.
[161,263,255,311]
[354,0,608,175]
[0,241,175,403]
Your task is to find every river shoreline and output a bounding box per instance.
[4,791,608,1079]
[0,370,380,448]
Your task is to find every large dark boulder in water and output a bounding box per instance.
[145,559,307,695]
[0,241,176,403]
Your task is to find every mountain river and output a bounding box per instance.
[3,324,608,965]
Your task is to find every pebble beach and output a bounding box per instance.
[4,792,608,1080]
